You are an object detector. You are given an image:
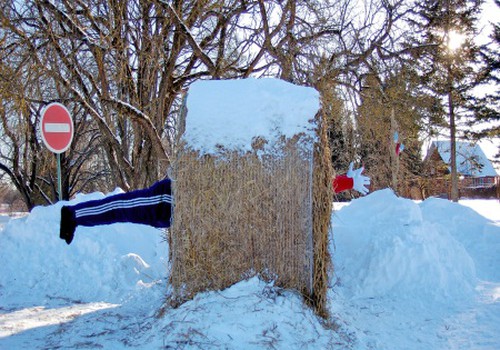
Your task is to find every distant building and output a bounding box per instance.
[423,141,499,198]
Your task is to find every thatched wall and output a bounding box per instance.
[169,82,333,317]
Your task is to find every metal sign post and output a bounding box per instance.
[40,103,74,201]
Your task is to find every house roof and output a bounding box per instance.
[428,141,498,177]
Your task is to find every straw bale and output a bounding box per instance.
[169,114,332,318]
[310,111,334,318]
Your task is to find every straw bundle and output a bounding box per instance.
[169,82,333,317]
[310,111,334,318]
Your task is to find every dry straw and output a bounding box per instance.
[169,112,333,318]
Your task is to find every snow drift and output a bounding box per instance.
[1,189,499,349]
[332,189,477,303]
[0,190,168,307]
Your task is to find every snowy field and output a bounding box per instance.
[0,190,499,349]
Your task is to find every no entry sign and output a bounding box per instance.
[41,103,74,154]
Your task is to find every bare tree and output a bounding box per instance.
[0,61,108,207]
[3,1,325,187]
[1,0,422,208]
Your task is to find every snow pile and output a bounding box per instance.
[420,198,500,281]
[155,277,340,349]
[0,190,168,307]
[330,190,500,350]
[332,189,477,303]
[184,78,319,154]
[1,189,499,349]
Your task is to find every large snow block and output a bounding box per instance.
[169,78,332,317]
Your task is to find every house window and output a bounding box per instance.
[470,177,493,188]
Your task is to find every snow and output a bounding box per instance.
[330,190,500,350]
[1,190,499,349]
[332,190,477,303]
[184,78,319,154]
[427,140,498,177]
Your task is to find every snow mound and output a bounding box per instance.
[1,188,499,349]
[155,277,340,349]
[184,78,319,154]
[332,189,477,303]
[420,198,500,281]
[0,193,168,306]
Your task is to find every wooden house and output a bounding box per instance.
[423,141,499,198]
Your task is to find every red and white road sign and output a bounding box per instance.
[41,103,74,154]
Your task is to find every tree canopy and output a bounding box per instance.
[0,0,497,208]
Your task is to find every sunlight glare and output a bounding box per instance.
[447,30,467,51]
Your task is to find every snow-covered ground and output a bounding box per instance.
[330,191,500,350]
[0,190,499,349]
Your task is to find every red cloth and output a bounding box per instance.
[332,174,354,193]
